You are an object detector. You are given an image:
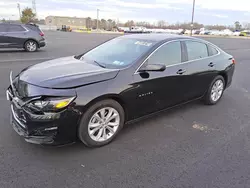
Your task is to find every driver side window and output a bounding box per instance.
[147,41,182,66]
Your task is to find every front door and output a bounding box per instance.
[127,41,191,120]
[5,25,27,47]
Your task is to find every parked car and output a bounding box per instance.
[232,31,241,36]
[6,34,235,147]
[210,30,220,35]
[204,31,211,35]
[200,30,211,35]
[239,30,250,36]
[0,23,45,52]
[219,29,233,36]
[194,30,201,35]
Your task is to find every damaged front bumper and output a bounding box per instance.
[6,81,80,146]
[10,102,58,145]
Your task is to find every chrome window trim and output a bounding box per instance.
[206,42,219,56]
[183,39,221,63]
[134,38,221,74]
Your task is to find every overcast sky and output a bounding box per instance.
[1,0,250,25]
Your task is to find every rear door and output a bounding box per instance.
[0,24,8,47]
[5,25,27,47]
[183,40,218,98]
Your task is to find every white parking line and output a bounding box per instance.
[0,57,55,63]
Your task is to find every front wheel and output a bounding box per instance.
[203,75,225,105]
[78,99,125,147]
[24,40,38,52]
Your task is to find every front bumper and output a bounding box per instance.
[10,104,55,145]
[6,88,80,146]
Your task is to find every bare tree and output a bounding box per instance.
[107,19,113,30]
[124,20,135,27]
[206,24,226,30]
[243,22,250,30]
[86,17,91,29]
[157,20,167,28]
[100,19,107,30]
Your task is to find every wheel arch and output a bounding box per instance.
[83,94,128,121]
[218,71,228,86]
[23,38,39,48]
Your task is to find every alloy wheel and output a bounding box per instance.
[26,41,37,52]
[210,79,224,102]
[88,107,120,142]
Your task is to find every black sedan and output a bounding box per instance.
[6,34,235,147]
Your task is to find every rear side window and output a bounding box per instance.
[207,44,219,56]
[186,41,208,61]
[0,24,8,32]
[7,25,26,32]
[147,41,182,66]
[25,24,42,33]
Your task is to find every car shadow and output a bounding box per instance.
[20,99,213,157]
[0,49,26,53]
[0,49,46,53]
[37,100,203,152]
[26,140,89,154]
[120,100,203,137]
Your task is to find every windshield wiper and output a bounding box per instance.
[79,57,106,68]
[93,60,106,68]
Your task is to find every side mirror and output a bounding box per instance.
[139,64,166,72]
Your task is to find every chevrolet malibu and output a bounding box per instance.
[6,34,235,147]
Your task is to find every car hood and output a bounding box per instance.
[18,56,119,89]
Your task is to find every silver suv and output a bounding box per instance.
[0,23,46,52]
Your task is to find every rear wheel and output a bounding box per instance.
[78,99,125,147]
[24,40,38,52]
[204,75,225,105]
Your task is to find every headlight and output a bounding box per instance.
[31,96,76,112]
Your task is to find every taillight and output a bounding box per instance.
[39,32,44,37]
[229,57,236,64]
[232,58,236,64]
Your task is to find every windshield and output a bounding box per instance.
[80,38,156,69]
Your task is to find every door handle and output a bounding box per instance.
[208,62,215,67]
[176,69,186,75]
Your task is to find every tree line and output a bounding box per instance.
[121,20,248,31]
[86,17,116,30]
[1,7,250,31]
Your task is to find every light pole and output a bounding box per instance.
[9,15,15,22]
[17,3,21,21]
[97,9,99,30]
[190,0,195,36]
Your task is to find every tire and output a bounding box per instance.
[203,75,225,105]
[24,40,38,52]
[78,99,125,147]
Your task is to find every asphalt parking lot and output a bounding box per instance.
[1,31,250,188]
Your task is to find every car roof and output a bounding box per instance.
[119,33,197,42]
[0,23,38,27]
[0,23,26,27]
